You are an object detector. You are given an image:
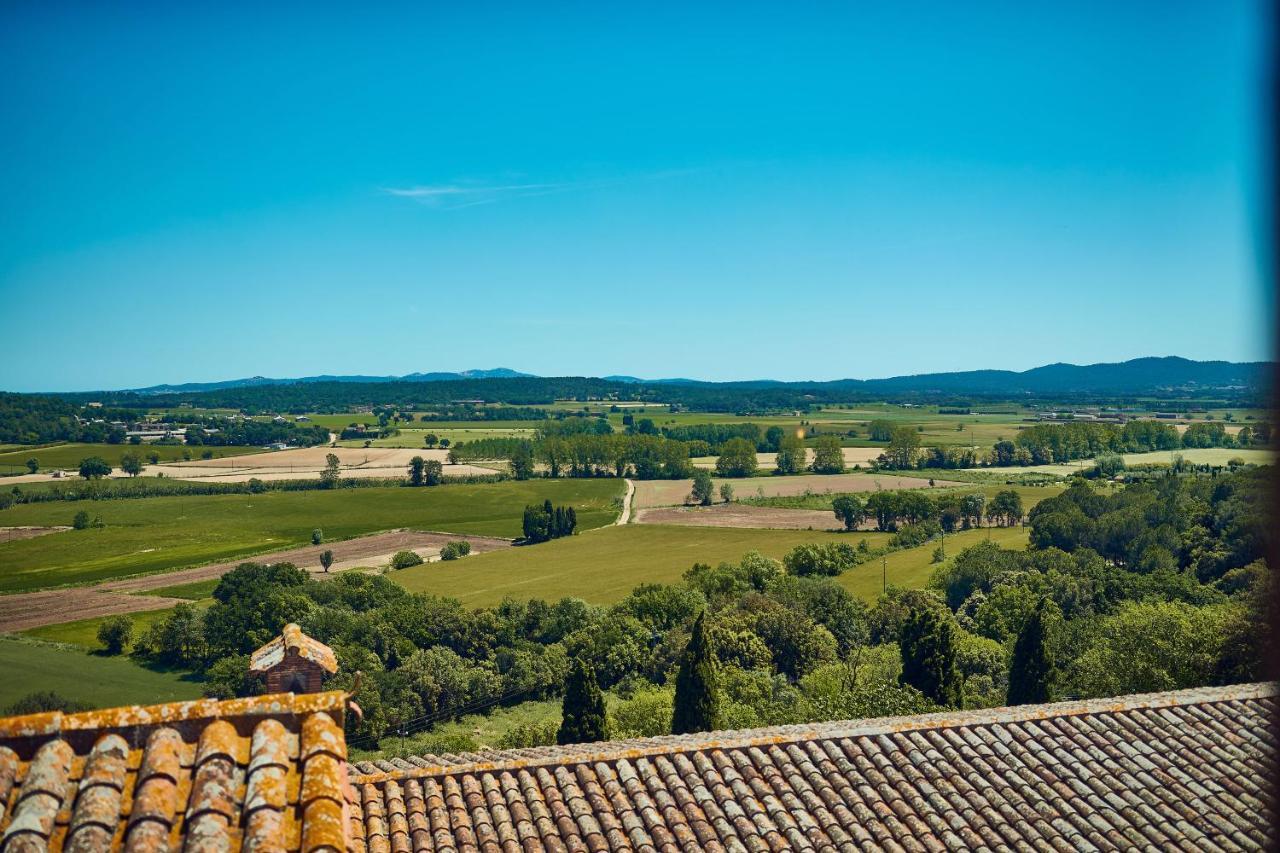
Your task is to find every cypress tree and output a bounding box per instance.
[557,658,608,745]
[672,611,722,734]
[1008,598,1056,705]
[898,604,963,708]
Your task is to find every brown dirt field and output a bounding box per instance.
[0,526,70,542]
[0,529,512,632]
[633,472,964,508]
[633,504,842,530]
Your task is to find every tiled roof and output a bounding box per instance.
[0,690,350,851]
[250,624,339,675]
[349,683,1276,852]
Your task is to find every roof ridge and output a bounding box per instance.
[0,690,348,742]
[349,681,1277,785]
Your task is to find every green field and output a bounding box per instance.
[392,521,1029,607]
[0,442,265,472]
[21,607,188,652]
[392,525,896,606]
[143,579,221,599]
[338,427,535,449]
[0,479,623,593]
[0,636,204,710]
[837,526,1029,601]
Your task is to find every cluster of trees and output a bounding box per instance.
[185,420,330,447]
[1025,469,1266,581]
[828,489,1023,532]
[991,419,1264,467]
[0,394,134,444]
[521,500,577,543]
[407,456,444,487]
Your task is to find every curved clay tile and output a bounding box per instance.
[1,738,73,849]
[124,727,184,851]
[64,734,129,852]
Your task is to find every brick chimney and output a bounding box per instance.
[248,623,338,694]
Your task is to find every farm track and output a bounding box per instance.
[0,529,512,632]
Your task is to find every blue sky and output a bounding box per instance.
[0,1,1270,391]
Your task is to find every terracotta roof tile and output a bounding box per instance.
[349,683,1275,852]
[0,690,351,852]
[250,624,339,676]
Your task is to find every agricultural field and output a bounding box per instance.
[632,472,964,509]
[21,606,193,652]
[141,445,501,482]
[837,526,1029,602]
[0,637,204,709]
[0,442,266,475]
[338,427,535,449]
[962,447,1276,477]
[392,524,897,606]
[0,479,623,592]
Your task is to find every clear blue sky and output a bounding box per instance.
[0,1,1270,391]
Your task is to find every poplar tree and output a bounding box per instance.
[672,612,722,734]
[558,658,608,745]
[1008,598,1056,705]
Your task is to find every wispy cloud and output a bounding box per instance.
[381,182,568,209]
[383,168,704,210]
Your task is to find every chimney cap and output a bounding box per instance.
[249,623,338,675]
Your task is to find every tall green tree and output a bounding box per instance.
[774,434,806,475]
[689,469,714,506]
[672,612,722,734]
[715,438,758,478]
[898,604,963,707]
[832,495,865,531]
[78,456,111,480]
[1007,598,1056,705]
[557,657,608,744]
[408,456,426,486]
[120,452,143,477]
[320,453,341,488]
[884,427,921,469]
[24,458,38,474]
[510,443,535,480]
[810,435,845,474]
[424,459,444,485]
[987,490,1024,527]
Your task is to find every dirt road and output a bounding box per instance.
[0,529,511,632]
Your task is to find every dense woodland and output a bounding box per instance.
[118,466,1268,752]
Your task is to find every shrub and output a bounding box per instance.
[72,510,90,530]
[3,691,92,716]
[390,550,424,570]
[440,541,471,561]
[783,542,860,577]
[311,528,323,545]
[97,615,134,655]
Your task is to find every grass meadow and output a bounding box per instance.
[393,525,897,606]
[0,479,623,592]
[0,636,204,709]
[0,442,266,473]
[392,521,1031,607]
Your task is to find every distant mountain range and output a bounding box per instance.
[132,368,534,394]
[120,357,1267,397]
